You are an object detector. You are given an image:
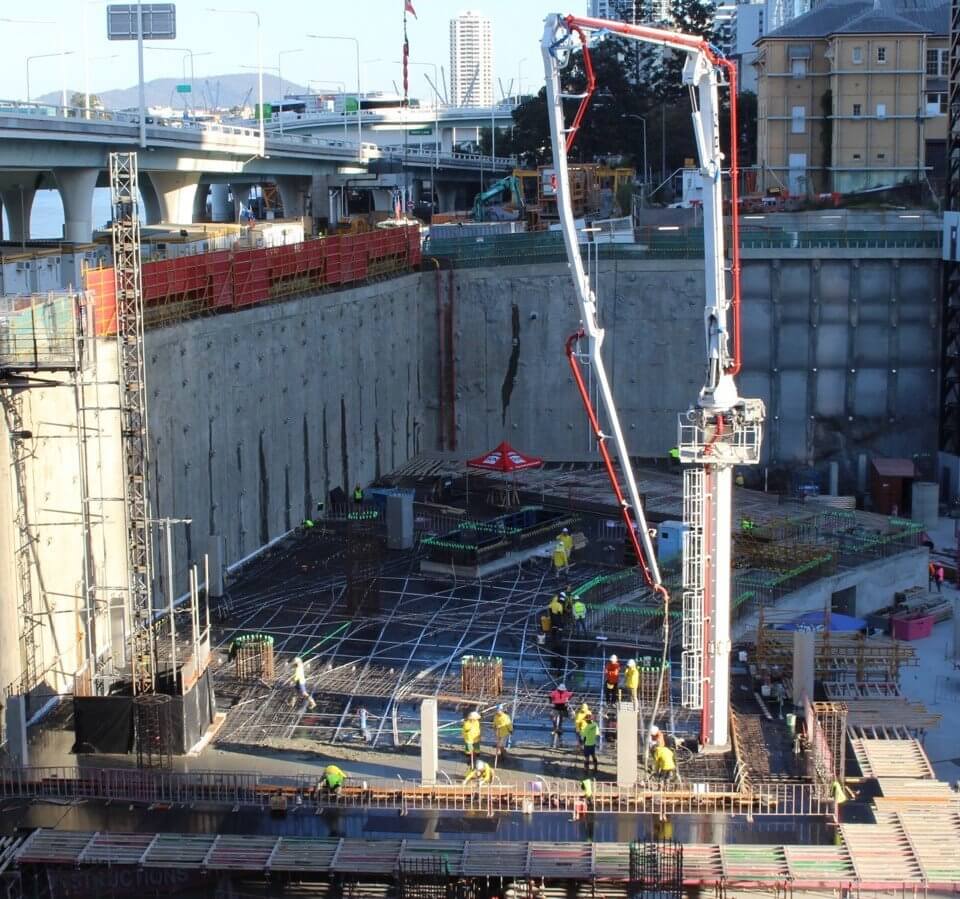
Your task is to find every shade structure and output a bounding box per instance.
[466,441,543,473]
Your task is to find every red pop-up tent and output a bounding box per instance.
[467,441,543,472]
[465,441,543,507]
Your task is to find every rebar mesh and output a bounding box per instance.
[629,839,683,899]
[135,693,173,769]
[346,514,382,615]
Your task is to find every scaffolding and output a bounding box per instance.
[810,700,848,788]
[134,694,173,769]
[0,292,80,372]
[109,151,155,697]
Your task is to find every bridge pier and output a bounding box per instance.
[0,187,35,243]
[53,167,99,243]
[436,184,458,214]
[192,183,209,223]
[275,175,310,219]
[209,183,233,222]
[147,171,201,224]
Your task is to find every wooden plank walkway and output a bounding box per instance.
[850,737,934,779]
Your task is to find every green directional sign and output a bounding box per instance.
[175,83,191,93]
[410,127,432,135]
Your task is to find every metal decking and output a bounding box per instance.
[14,823,960,890]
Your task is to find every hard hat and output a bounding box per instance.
[627,659,637,668]
[580,701,589,709]
[293,657,302,665]
[650,724,660,736]
[496,704,505,712]
[559,591,567,598]
[558,683,566,691]
[609,654,618,663]
[476,760,486,771]
[585,711,593,718]
[562,527,569,533]
[468,711,480,720]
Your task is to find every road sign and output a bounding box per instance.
[175,83,191,94]
[410,127,432,136]
[107,3,176,40]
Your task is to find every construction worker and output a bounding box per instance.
[831,779,854,824]
[559,527,574,561]
[929,560,937,590]
[740,517,756,533]
[579,777,594,810]
[290,656,317,709]
[301,518,315,531]
[492,704,513,759]
[653,742,679,785]
[549,683,573,745]
[649,724,666,750]
[548,593,565,631]
[353,484,364,506]
[624,659,640,706]
[936,564,946,593]
[572,595,587,637]
[321,764,347,796]
[464,759,492,785]
[574,702,592,747]
[603,655,621,705]
[581,712,599,773]
[461,710,481,767]
[552,537,569,577]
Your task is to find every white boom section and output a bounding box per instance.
[540,16,662,587]
[541,13,764,748]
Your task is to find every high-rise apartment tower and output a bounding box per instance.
[449,11,494,106]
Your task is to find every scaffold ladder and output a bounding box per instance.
[681,467,705,710]
[109,152,155,696]
[1,392,39,693]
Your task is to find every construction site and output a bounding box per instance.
[2,10,960,899]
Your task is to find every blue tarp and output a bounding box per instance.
[777,610,867,632]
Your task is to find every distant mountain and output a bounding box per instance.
[38,72,308,111]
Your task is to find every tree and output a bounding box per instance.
[69,91,103,110]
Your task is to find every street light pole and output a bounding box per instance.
[145,47,212,117]
[26,51,75,105]
[306,34,362,153]
[391,59,440,165]
[208,8,263,156]
[278,48,304,135]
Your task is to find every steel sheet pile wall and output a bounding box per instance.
[85,227,421,335]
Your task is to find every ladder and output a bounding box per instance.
[681,467,705,710]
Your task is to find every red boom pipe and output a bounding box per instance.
[565,331,667,601]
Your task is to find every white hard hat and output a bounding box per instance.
[650,724,660,736]
[468,711,480,720]
[497,704,505,712]
[293,657,302,665]
[559,591,567,598]
[627,659,637,668]
[558,683,566,691]
[476,760,487,771]
[562,527,569,533]
[609,654,618,663]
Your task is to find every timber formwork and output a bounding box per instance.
[15,822,960,892]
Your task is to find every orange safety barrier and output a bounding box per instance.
[84,226,421,336]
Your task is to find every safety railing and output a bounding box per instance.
[0,291,81,372]
[0,766,832,817]
[377,144,516,169]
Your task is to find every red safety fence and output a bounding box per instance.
[84,226,422,336]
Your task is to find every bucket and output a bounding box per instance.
[786,713,797,736]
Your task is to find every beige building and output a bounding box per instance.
[755,0,948,195]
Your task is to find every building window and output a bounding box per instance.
[876,103,886,118]
[876,46,887,63]
[877,152,886,159]
[792,105,806,133]
[791,57,807,78]
[927,91,948,115]
[853,153,862,159]
[852,46,863,64]
[927,48,948,76]
[853,103,862,116]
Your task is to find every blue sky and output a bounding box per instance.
[1,0,569,103]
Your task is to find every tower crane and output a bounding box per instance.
[541,14,765,747]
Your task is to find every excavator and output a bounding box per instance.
[541,14,765,748]
[472,175,525,223]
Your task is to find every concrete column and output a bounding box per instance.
[4,696,28,766]
[441,127,454,153]
[206,535,226,599]
[616,704,638,788]
[792,629,816,707]
[192,182,210,223]
[140,176,162,225]
[53,167,99,243]
[1,188,35,242]
[231,185,249,221]
[275,176,309,219]
[420,698,438,785]
[147,171,202,224]
[436,184,457,214]
[209,183,233,223]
